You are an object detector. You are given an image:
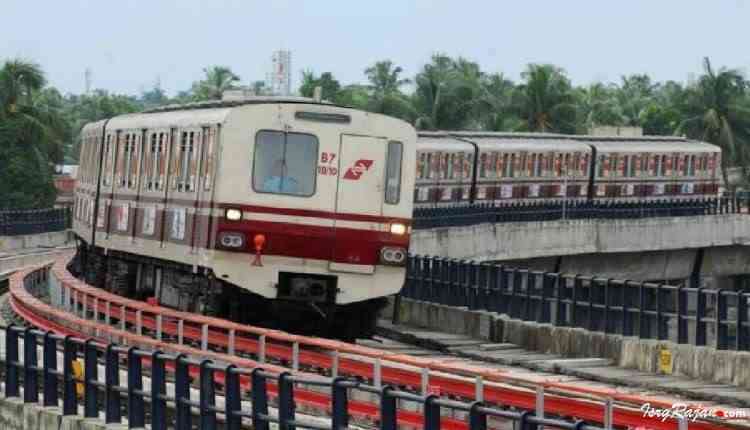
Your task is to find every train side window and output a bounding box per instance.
[479,153,487,178]
[508,154,515,178]
[116,133,127,188]
[463,153,473,179]
[103,134,113,186]
[177,131,195,192]
[488,153,498,178]
[530,154,537,177]
[441,153,450,179]
[146,133,157,191]
[253,130,318,197]
[597,155,605,177]
[202,127,216,191]
[385,141,403,204]
[417,153,425,179]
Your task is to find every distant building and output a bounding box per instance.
[53,165,78,209]
[267,50,292,96]
[589,126,643,137]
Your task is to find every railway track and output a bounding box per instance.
[5,253,747,430]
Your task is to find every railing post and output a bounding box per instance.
[104,344,121,423]
[716,290,727,350]
[677,286,688,344]
[127,347,145,429]
[43,332,58,407]
[174,354,191,430]
[469,401,487,430]
[151,351,167,430]
[251,369,270,430]
[278,372,295,430]
[24,328,39,404]
[332,377,349,430]
[571,276,582,327]
[603,279,612,333]
[638,282,648,338]
[737,293,748,351]
[380,386,397,430]
[5,326,19,398]
[83,339,98,418]
[200,360,217,430]
[225,366,242,430]
[696,288,707,346]
[423,395,440,430]
[62,336,77,415]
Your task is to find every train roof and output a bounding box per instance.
[417,131,720,154]
[142,96,337,114]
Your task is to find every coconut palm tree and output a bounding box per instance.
[676,57,750,189]
[413,54,483,130]
[513,64,577,133]
[192,66,240,100]
[574,82,624,133]
[0,59,61,208]
[477,73,521,131]
[364,60,413,119]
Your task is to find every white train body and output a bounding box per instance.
[72,99,416,337]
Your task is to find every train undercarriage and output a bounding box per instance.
[67,238,388,341]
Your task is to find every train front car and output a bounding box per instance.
[70,99,416,340]
[213,102,416,339]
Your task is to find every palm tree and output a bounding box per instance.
[477,73,521,131]
[364,60,413,118]
[413,54,482,130]
[0,59,46,114]
[575,82,624,133]
[616,74,656,126]
[514,64,577,133]
[676,57,750,189]
[0,59,61,208]
[192,66,240,100]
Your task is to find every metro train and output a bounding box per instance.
[415,132,721,207]
[70,97,721,339]
[71,98,416,339]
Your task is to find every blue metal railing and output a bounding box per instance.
[412,197,746,229]
[0,208,70,236]
[1,324,605,430]
[402,256,750,351]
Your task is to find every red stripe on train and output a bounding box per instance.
[217,218,409,266]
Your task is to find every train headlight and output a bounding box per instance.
[380,247,407,266]
[225,208,242,221]
[218,232,246,249]
[389,223,407,235]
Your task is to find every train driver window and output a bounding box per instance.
[253,130,318,196]
[385,141,403,204]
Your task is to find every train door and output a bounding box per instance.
[331,134,387,273]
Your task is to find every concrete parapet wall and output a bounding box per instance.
[0,396,136,430]
[0,231,71,254]
[411,214,750,262]
[394,297,750,389]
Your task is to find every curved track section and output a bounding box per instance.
[7,254,744,430]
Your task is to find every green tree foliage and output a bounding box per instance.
[364,60,414,120]
[0,59,60,208]
[413,54,486,130]
[191,66,240,101]
[299,71,341,101]
[513,64,577,133]
[574,83,624,132]
[676,58,750,188]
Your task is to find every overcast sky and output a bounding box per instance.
[3,1,749,96]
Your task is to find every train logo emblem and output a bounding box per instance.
[343,159,374,180]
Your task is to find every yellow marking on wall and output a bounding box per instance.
[659,348,673,374]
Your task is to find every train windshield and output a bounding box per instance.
[253,130,318,196]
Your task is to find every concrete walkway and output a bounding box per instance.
[377,320,750,427]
